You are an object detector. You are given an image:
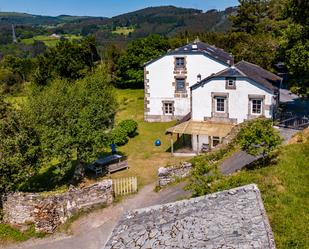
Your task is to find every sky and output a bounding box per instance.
[0,0,239,17]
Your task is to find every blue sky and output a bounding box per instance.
[0,0,239,17]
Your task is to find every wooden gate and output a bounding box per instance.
[113,177,138,196]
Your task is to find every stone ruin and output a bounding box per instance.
[2,179,113,233]
[157,162,192,187]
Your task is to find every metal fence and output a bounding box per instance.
[277,116,309,130]
[113,177,138,196]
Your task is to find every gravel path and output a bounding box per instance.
[4,182,191,249]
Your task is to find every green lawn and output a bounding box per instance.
[110,89,191,186]
[21,34,82,47]
[202,138,309,248]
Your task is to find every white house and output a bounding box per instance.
[166,60,281,154]
[144,41,233,122]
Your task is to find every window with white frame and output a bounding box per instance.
[163,102,174,115]
[175,57,185,68]
[216,97,225,112]
[251,99,262,114]
[176,78,185,92]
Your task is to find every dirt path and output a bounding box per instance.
[4,182,191,249]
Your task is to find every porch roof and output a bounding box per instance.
[166,120,234,137]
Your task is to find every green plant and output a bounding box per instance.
[109,126,129,146]
[238,118,282,160]
[118,119,138,137]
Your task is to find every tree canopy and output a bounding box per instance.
[238,118,282,158]
[116,34,170,87]
[34,36,100,85]
[28,69,116,167]
[0,103,41,193]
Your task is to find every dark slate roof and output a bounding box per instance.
[144,41,233,66]
[235,60,282,90]
[191,60,281,92]
[104,184,276,249]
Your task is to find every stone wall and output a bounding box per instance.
[3,179,113,233]
[158,162,192,187]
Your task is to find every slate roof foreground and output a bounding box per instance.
[104,184,276,249]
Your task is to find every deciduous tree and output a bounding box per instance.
[238,118,282,159]
[116,34,170,87]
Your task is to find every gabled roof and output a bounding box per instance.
[191,60,281,92]
[235,60,282,90]
[104,184,276,249]
[144,41,233,67]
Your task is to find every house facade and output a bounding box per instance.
[144,41,233,122]
[166,61,281,154]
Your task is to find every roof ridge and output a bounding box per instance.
[233,65,247,76]
[236,60,281,79]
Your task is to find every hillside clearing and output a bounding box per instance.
[21,35,82,47]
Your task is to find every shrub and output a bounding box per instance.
[238,118,282,158]
[109,126,129,146]
[118,119,138,138]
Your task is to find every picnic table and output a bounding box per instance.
[87,154,128,176]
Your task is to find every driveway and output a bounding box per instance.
[4,182,191,249]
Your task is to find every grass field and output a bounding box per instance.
[201,136,309,248]
[21,34,82,47]
[109,89,191,186]
[112,26,135,36]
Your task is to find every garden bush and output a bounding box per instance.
[109,126,129,146]
[118,119,138,137]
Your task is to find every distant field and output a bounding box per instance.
[112,26,135,36]
[21,34,82,47]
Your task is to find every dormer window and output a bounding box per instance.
[225,77,236,89]
[175,57,185,69]
[192,44,198,50]
[197,74,202,82]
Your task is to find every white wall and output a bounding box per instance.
[192,78,276,124]
[145,54,228,119]
[192,135,209,151]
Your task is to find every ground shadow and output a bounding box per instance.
[20,161,77,192]
[166,134,192,153]
[244,152,279,171]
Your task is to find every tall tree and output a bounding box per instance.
[33,37,100,85]
[28,69,116,171]
[230,0,270,34]
[116,34,170,87]
[0,106,41,193]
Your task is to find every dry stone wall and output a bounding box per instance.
[158,162,192,187]
[3,179,113,233]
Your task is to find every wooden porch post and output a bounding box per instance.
[209,136,212,151]
[170,133,174,155]
[197,135,199,155]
